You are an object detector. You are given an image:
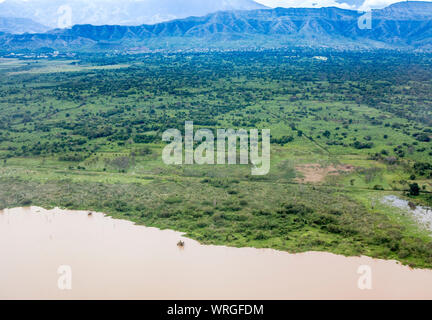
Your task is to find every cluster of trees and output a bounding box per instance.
[413,162,432,178]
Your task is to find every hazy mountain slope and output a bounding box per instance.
[0,17,50,34]
[374,1,432,20]
[0,0,268,27]
[364,2,432,47]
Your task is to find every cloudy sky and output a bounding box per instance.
[257,0,429,10]
[0,0,429,11]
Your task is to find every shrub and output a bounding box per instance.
[409,183,420,196]
[20,199,32,206]
[164,196,183,204]
[254,231,269,240]
[239,200,248,206]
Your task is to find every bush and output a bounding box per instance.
[164,196,183,204]
[110,200,130,212]
[409,183,420,196]
[59,154,85,162]
[352,141,374,149]
[239,200,248,206]
[271,136,294,146]
[254,231,269,240]
[414,133,430,142]
[20,199,32,206]
[278,203,313,216]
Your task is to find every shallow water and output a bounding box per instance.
[382,195,432,231]
[1,206,432,300]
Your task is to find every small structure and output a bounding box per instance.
[177,240,185,247]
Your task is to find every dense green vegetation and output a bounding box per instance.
[0,50,431,267]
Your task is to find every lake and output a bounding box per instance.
[1,206,432,300]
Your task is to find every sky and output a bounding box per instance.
[0,0,430,11]
[255,0,430,11]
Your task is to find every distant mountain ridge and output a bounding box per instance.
[374,1,432,20]
[1,1,432,51]
[0,17,50,34]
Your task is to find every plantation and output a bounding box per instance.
[0,49,431,268]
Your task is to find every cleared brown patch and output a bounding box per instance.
[295,163,354,183]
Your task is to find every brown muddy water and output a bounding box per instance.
[1,206,432,300]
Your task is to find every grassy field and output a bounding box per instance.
[1,50,432,268]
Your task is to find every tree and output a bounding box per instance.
[409,183,420,196]
[414,133,430,142]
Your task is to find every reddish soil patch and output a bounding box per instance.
[295,163,354,183]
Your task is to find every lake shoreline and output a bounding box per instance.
[1,204,426,270]
[2,206,432,300]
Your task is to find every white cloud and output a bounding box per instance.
[255,0,356,9]
[256,0,432,10]
[358,0,432,11]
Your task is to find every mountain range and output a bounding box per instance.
[1,1,432,51]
